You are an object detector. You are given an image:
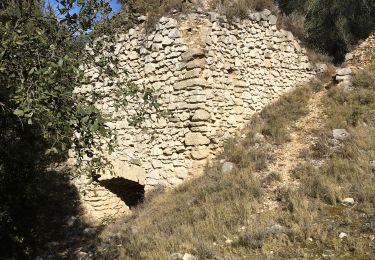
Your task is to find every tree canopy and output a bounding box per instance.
[0,0,120,257]
[278,0,375,61]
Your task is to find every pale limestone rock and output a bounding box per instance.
[165,18,178,28]
[182,48,205,61]
[162,36,174,46]
[145,63,156,74]
[336,67,352,76]
[333,129,350,141]
[222,162,236,173]
[174,78,207,90]
[151,159,163,169]
[192,109,211,121]
[227,115,237,124]
[191,149,210,159]
[186,59,206,70]
[185,133,210,146]
[269,15,277,25]
[168,28,181,38]
[341,198,355,205]
[99,160,146,185]
[185,68,202,79]
[175,167,188,179]
[189,94,206,103]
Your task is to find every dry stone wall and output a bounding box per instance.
[74,9,315,223]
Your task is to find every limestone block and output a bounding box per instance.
[189,94,206,103]
[99,160,146,185]
[185,68,202,79]
[191,149,210,159]
[261,9,271,20]
[192,109,211,121]
[168,177,183,185]
[185,133,210,146]
[145,63,156,74]
[151,159,163,169]
[249,12,261,22]
[174,78,207,90]
[162,36,174,46]
[269,15,277,25]
[336,67,352,76]
[175,167,188,179]
[168,28,181,39]
[165,18,178,28]
[182,48,205,61]
[151,146,163,156]
[186,59,206,70]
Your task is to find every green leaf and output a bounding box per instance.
[82,116,89,123]
[28,67,37,75]
[89,121,99,132]
[13,109,24,116]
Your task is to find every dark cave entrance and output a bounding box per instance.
[99,178,145,208]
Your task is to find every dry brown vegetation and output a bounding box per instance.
[210,0,276,20]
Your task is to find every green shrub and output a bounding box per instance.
[279,0,375,62]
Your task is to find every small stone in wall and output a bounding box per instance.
[192,109,211,121]
[175,167,188,179]
[182,48,205,61]
[168,28,181,39]
[185,132,210,146]
[165,18,178,29]
[186,59,206,70]
[261,9,271,20]
[145,63,156,74]
[249,12,261,22]
[268,15,277,25]
[151,159,163,169]
[174,78,207,90]
[191,149,210,160]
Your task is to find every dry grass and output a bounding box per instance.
[131,0,190,31]
[211,0,276,20]
[277,12,305,40]
[283,67,375,257]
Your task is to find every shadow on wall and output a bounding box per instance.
[100,178,145,208]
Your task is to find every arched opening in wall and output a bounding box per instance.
[99,178,145,208]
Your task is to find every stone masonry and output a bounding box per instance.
[74,9,315,223]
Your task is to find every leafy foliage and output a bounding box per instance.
[0,0,158,257]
